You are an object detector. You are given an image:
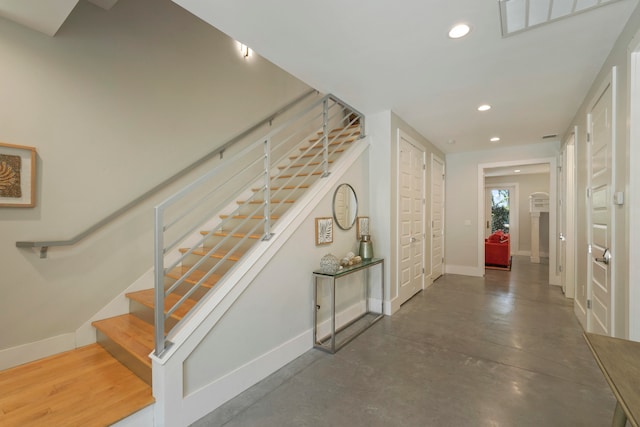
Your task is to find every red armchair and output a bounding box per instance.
[485,231,511,267]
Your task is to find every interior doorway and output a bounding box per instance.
[628,29,640,341]
[478,158,558,285]
[431,154,445,282]
[397,131,426,305]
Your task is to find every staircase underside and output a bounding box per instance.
[0,344,153,427]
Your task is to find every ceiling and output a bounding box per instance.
[170,0,638,154]
[1,0,637,155]
[0,0,117,36]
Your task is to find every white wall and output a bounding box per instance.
[183,155,369,391]
[0,0,311,356]
[445,142,559,277]
[368,111,444,314]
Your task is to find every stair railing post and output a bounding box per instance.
[262,138,273,241]
[322,98,330,177]
[154,205,166,356]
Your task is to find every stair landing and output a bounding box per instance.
[0,344,153,427]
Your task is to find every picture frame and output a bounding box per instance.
[0,142,36,208]
[356,216,370,240]
[315,217,333,245]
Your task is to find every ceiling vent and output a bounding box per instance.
[499,0,624,37]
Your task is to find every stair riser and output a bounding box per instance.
[289,150,346,163]
[252,187,308,200]
[181,252,237,275]
[235,203,293,219]
[199,234,256,254]
[217,217,266,236]
[96,331,152,386]
[164,277,212,301]
[129,300,178,334]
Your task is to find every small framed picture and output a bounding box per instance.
[0,142,36,208]
[356,216,369,240]
[315,217,333,245]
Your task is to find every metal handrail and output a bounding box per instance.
[15,89,319,258]
[153,94,364,356]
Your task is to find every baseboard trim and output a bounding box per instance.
[445,264,484,277]
[181,329,311,426]
[112,405,154,427]
[0,333,75,371]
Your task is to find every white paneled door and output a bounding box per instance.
[398,132,425,305]
[431,155,445,281]
[586,76,614,335]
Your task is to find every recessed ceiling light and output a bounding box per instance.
[514,169,521,173]
[490,137,501,142]
[477,104,491,112]
[448,24,471,39]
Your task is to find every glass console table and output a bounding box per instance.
[313,258,384,353]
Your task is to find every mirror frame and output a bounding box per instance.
[332,183,358,230]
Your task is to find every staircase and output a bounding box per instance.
[90,98,363,394]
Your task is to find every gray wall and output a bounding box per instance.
[0,0,310,352]
[445,142,559,276]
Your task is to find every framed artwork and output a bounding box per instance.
[315,217,333,245]
[0,142,36,208]
[356,216,369,239]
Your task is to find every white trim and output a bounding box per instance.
[431,154,446,281]
[180,329,311,426]
[151,139,370,426]
[445,264,484,277]
[561,129,577,300]
[0,333,75,370]
[629,31,640,341]
[112,405,154,427]
[612,66,618,336]
[315,300,368,340]
[585,68,617,336]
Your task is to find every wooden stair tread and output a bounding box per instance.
[0,344,153,427]
[316,124,360,135]
[219,214,280,220]
[166,266,222,288]
[126,289,197,321]
[299,136,357,151]
[276,171,323,179]
[237,199,295,205]
[92,314,154,368]
[306,134,359,144]
[278,160,332,170]
[290,149,345,160]
[251,184,309,192]
[180,247,242,262]
[309,130,360,142]
[203,230,263,240]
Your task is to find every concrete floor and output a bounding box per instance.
[192,256,617,426]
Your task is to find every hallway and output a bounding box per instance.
[193,256,616,426]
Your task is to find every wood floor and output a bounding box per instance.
[0,344,153,427]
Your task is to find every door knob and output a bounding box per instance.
[410,237,417,243]
[595,248,611,265]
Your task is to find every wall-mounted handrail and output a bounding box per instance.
[15,89,318,258]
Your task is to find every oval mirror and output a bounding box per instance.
[333,183,358,230]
